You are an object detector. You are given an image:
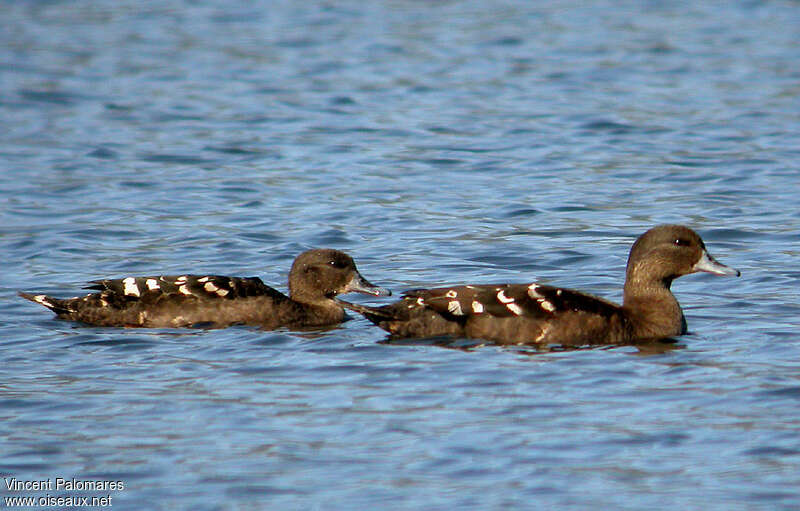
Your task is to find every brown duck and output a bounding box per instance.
[21,249,389,329]
[341,225,739,346]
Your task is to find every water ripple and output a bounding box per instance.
[1,1,799,510]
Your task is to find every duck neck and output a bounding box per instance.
[623,273,686,340]
[290,287,337,308]
[289,287,345,322]
[290,288,323,304]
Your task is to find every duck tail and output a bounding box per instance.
[19,292,75,315]
[336,299,394,324]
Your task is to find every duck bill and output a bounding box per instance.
[345,272,391,297]
[692,250,740,277]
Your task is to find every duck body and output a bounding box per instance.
[342,225,739,346]
[21,249,389,329]
[346,283,630,346]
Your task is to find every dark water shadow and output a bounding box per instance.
[378,335,684,356]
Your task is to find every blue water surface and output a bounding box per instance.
[2,1,799,510]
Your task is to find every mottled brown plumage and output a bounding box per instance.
[21,249,389,329]
[341,225,739,346]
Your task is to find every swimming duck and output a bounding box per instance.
[21,249,390,328]
[340,225,739,346]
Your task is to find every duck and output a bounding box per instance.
[339,225,739,346]
[20,248,390,329]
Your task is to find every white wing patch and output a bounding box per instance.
[123,277,140,297]
[540,300,556,313]
[145,278,159,291]
[528,284,558,313]
[507,303,524,316]
[496,290,514,304]
[496,289,526,315]
[471,300,484,313]
[447,300,464,315]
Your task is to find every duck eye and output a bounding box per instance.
[674,238,690,247]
